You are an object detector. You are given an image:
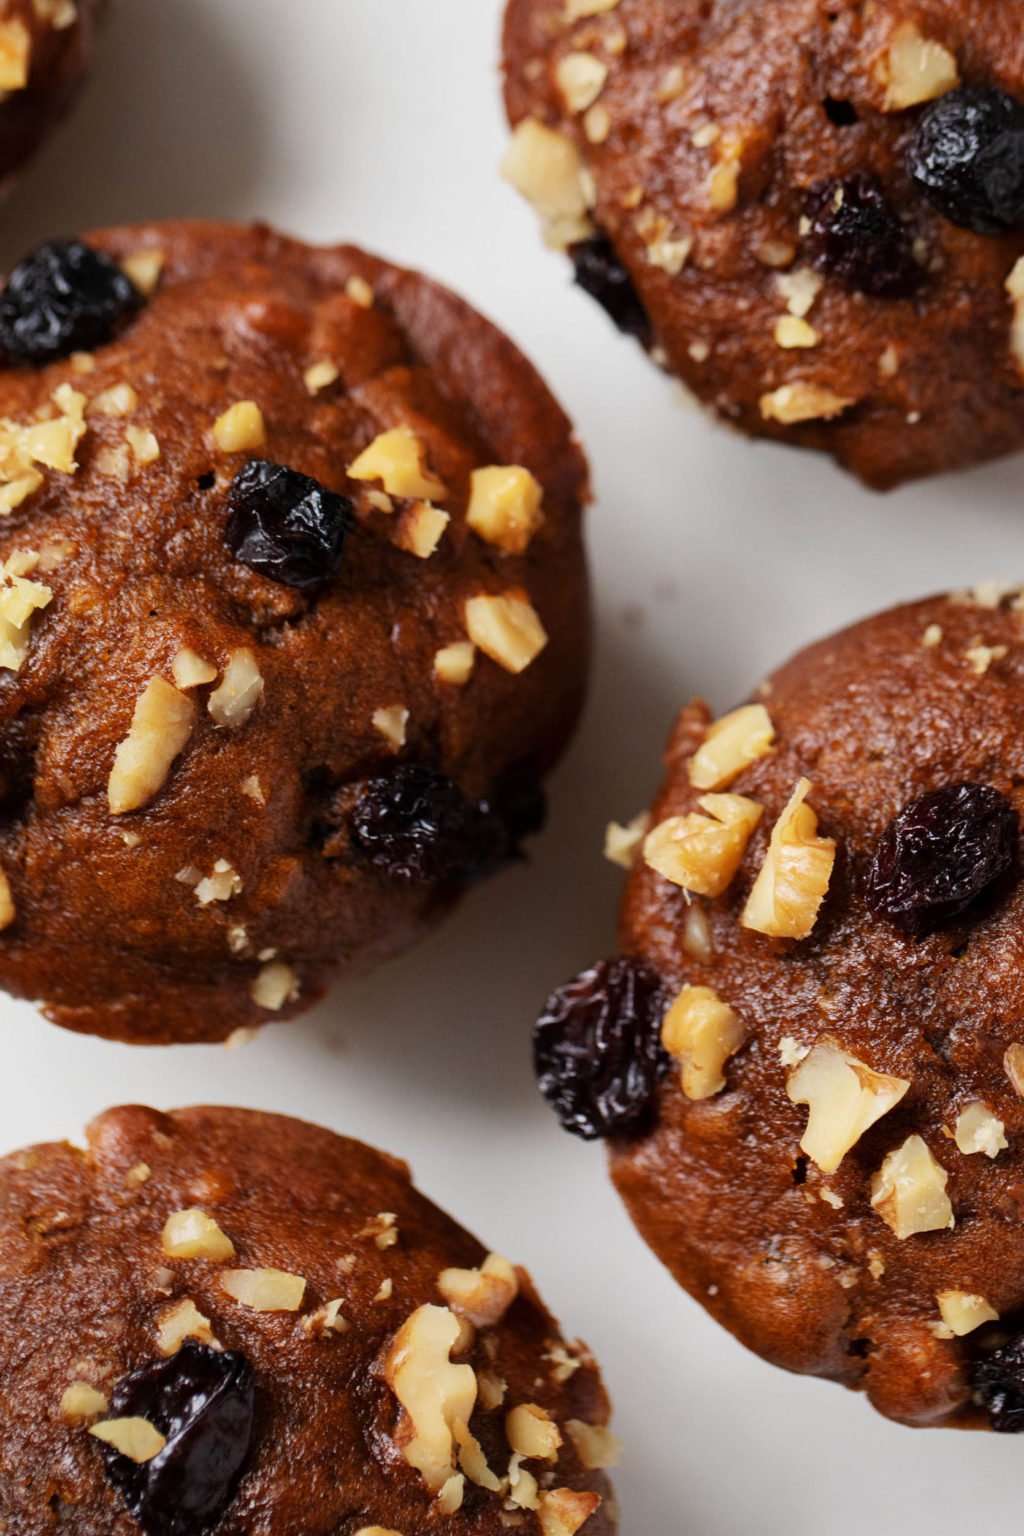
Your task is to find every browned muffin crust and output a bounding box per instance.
[0,0,102,194]
[0,1105,617,1534]
[0,221,590,1043]
[610,588,1024,1427]
[503,0,1024,488]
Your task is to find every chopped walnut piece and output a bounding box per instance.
[302,1298,350,1336]
[760,383,854,425]
[556,51,608,113]
[1008,259,1024,372]
[89,1417,166,1464]
[208,648,264,728]
[383,1304,478,1494]
[775,316,819,349]
[741,778,836,939]
[23,383,88,473]
[171,648,217,690]
[126,426,161,466]
[354,1529,404,1536]
[507,1403,562,1462]
[565,0,619,16]
[566,1419,622,1470]
[871,1134,954,1239]
[161,1207,236,1262]
[508,1453,540,1510]
[434,640,475,686]
[584,103,612,143]
[220,1267,307,1312]
[212,401,266,453]
[346,275,376,309]
[357,1211,399,1249]
[682,902,712,962]
[194,860,243,906]
[662,984,746,1100]
[689,703,775,790]
[467,465,544,554]
[954,1102,1008,1159]
[1005,1043,1024,1097]
[936,1290,998,1337]
[157,1298,217,1355]
[538,1488,603,1536]
[107,677,196,815]
[502,118,595,249]
[604,811,651,869]
[90,383,138,417]
[372,705,409,752]
[436,1475,465,1514]
[708,156,740,213]
[879,23,959,111]
[395,501,449,559]
[348,426,447,501]
[438,1253,519,1327]
[34,0,78,26]
[776,267,823,318]
[0,549,53,672]
[786,1040,910,1174]
[121,249,165,296]
[250,960,299,1012]
[465,592,548,674]
[304,360,340,395]
[643,793,762,897]
[0,20,30,89]
[454,1420,505,1492]
[478,1370,507,1410]
[60,1382,109,1422]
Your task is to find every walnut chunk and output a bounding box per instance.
[643,793,762,897]
[208,648,264,728]
[775,316,819,349]
[220,1267,307,1312]
[348,427,447,501]
[304,360,340,395]
[0,550,53,673]
[157,1298,217,1355]
[345,276,376,309]
[936,1290,998,1337]
[786,1039,910,1174]
[373,705,409,752]
[954,1102,1008,1159]
[465,592,547,674]
[565,0,619,16]
[0,20,30,89]
[89,1417,167,1463]
[467,465,544,555]
[121,249,165,296]
[506,1403,562,1462]
[60,1381,109,1422]
[879,23,959,111]
[662,984,746,1101]
[434,641,475,686]
[565,1419,621,1470]
[556,50,608,114]
[383,1304,478,1494]
[502,118,595,249]
[1005,1043,1024,1097]
[538,1488,603,1536]
[759,383,854,425]
[212,401,266,453]
[1007,258,1024,372]
[250,960,299,1011]
[395,501,449,559]
[604,811,651,869]
[126,426,160,466]
[108,677,196,815]
[437,1253,519,1327]
[741,778,836,939]
[871,1134,954,1239]
[689,704,775,790]
[161,1207,236,1262]
[194,860,243,906]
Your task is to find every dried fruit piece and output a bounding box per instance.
[742,779,836,939]
[0,240,142,365]
[973,1338,1024,1431]
[97,1341,255,1536]
[533,957,669,1140]
[225,460,354,590]
[804,172,921,297]
[909,86,1024,233]
[347,765,483,884]
[786,1039,910,1173]
[570,234,652,345]
[865,783,1018,934]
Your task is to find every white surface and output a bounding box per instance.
[1,2,1022,1531]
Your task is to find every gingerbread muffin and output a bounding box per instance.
[0,0,102,195]
[503,0,1024,487]
[0,220,589,1043]
[536,586,1024,1429]
[0,1104,617,1534]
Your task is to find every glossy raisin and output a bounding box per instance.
[908,86,1024,234]
[804,172,921,297]
[534,957,670,1141]
[865,782,1018,935]
[570,234,653,346]
[973,1338,1024,1432]
[0,239,142,365]
[100,1341,255,1536]
[348,765,486,883]
[471,762,547,876]
[225,459,354,590]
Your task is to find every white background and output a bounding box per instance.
[2,2,1023,1531]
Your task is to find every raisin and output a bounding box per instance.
[225,459,354,590]
[804,172,922,297]
[348,764,485,883]
[570,234,653,346]
[865,782,1018,935]
[99,1341,255,1536]
[534,957,670,1141]
[0,239,142,365]
[471,762,547,877]
[908,86,1024,234]
[973,1337,1024,1432]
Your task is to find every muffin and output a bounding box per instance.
[536,586,1024,1428]
[0,1105,617,1533]
[503,0,1024,488]
[0,220,589,1043]
[0,0,102,194]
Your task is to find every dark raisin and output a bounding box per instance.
[534,957,670,1141]
[865,782,1018,934]
[471,762,547,876]
[99,1341,255,1536]
[908,86,1024,234]
[570,234,653,346]
[348,764,484,883]
[0,239,142,365]
[804,172,922,296]
[972,1337,1024,1432]
[225,459,354,590]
